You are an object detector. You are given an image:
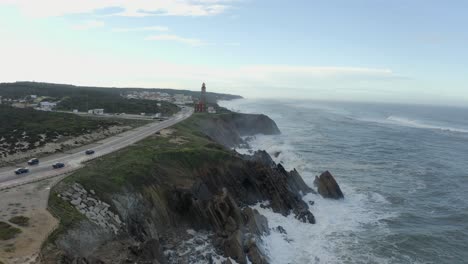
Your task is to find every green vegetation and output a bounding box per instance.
[0,221,21,240]
[0,105,136,156]
[8,216,30,227]
[0,105,120,141]
[57,96,178,115]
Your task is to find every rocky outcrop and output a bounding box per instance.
[314,171,344,199]
[241,150,276,168]
[43,112,318,264]
[196,113,280,148]
[58,183,123,234]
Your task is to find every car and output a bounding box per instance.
[52,162,65,169]
[85,149,95,155]
[27,158,39,165]
[14,168,29,175]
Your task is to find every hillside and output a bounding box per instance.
[0,105,147,165]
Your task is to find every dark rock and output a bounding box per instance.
[223,230,245,263]
[274,226,287,234]
[242,207,269,236]
[243,150,276,168]
[308,200,315,206]
[278,165,314,194]
[314,171,344,199]
[196,113,280,148]
[296,209,316,224]
[244,237,269,264]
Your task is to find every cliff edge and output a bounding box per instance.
[41,111,317,264]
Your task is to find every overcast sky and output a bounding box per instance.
[0,0,467,106]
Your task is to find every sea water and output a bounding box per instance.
[219,99,468,264]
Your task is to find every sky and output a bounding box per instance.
[0,0,467,106]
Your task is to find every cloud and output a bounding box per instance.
[112,26,169,32]
[0,37,417,103]
[146,34,205,46]
[0,0,236,17]
[72,20,104,30]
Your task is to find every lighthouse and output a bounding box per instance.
[195,82,207,112]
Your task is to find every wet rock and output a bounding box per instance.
[314,171,344,199]
[274,226,287,234]
[244,150,276,168]
[242,207,269,236]
[244,237,268,264]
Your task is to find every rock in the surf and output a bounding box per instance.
[314,171,344,199]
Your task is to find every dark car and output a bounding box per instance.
[14,168,29,175]
[52,162,65,169]
[85,149,95,155]
[27,158,39,165]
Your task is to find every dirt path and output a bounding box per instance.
[0,177,64,264]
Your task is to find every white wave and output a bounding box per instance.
[365,115,468,134]
[253,189,395,264]
[238,133,395,263]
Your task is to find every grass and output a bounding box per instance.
[58,113,234,195]
[0,221,21,240]
[8,216,30,227]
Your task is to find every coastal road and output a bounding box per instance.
[0,107,193,190]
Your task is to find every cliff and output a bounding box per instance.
[188,112,280,148]
[41,111,314,264]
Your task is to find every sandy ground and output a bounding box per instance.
[159,128,187,145]
[0,176,65,264]
[0,125,131,167]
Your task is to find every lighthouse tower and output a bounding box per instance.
[195,82,207,112]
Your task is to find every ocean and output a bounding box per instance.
[219,99,468,264]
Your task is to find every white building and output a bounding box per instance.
[173,94,193,105]
[39,101,57,111]
[207,106,216,114]
[89,109,104,115]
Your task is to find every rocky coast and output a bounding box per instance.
[41,110,343,264]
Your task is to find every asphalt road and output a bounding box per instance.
[0,107,193,189]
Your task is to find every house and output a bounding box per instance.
[89,109,104,115]
[39,101,57,111]
[207,106,216,114]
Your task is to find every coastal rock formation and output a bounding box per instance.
[42,111,315,264]
[58,183,123,234]
[314,171,344,199]
[195,113,280,148]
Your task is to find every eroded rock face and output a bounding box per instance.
[314,171,344,199]
[43,113,318,264]
[168,188,270,264]
[196,113,281,148]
